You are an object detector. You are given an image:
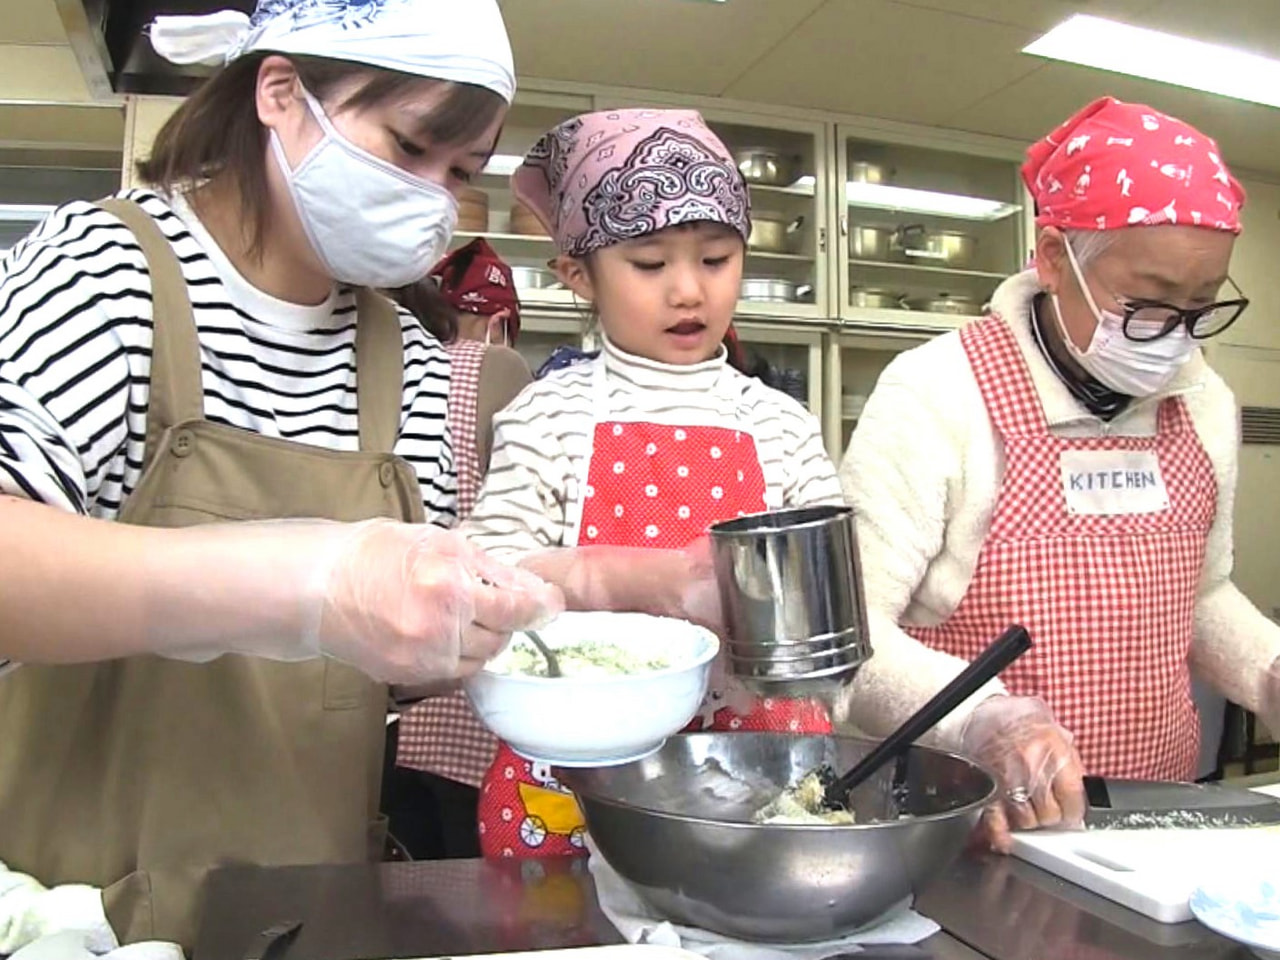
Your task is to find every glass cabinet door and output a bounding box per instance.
[835,129,1026,331]
[446,91,594,313]
[828,330,935,461]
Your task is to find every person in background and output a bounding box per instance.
[837,97,1280,851]
[384,238,531,859]
[462,108,844,858]
[0,2,561,953]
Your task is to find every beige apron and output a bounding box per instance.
[0,199,427,951]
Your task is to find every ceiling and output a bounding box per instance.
[499,0,1280,180]
[2,0,1279,178]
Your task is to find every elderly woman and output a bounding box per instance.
[838,97,1280,850]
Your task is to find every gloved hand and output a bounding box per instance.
[148,519,564,686]
[959,696,1086,854]
[517,537,725,633]
[0,862,115,956]
[1261,654,1280,741]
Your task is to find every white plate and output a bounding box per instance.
[1191,873,1280,959]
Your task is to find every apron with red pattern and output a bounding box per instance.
[906,316,1213,779]
[478,359,831,858]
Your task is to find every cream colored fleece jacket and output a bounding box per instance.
[837,268,1280,749]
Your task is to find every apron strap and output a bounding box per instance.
[960,315,1050,438]
[354,288,405,455]
[98,198,204,468]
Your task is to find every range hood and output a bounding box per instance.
[57,0,253,98]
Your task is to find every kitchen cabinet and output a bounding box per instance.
[445,89,595,314]
[834,129,1025,331]
[827,328,936,459]
[120,95,181,189]
[117,77,1037,459]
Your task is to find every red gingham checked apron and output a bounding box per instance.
[478,360,831,858]
[396,339,498,786]
[906,316,1213,780]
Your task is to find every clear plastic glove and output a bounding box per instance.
[1262,654,1280,741]
[517,537,724,633]
[147,519,563,685]
[0,862,115,956]
[959,695,1086,854]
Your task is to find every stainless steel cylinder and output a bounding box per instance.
[709,505,873,691]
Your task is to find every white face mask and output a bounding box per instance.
[271,88,459,288]
[1051,239,1198,398]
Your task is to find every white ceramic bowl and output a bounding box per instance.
[464,611,719,767]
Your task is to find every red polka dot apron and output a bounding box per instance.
[478,359,831,858]
[906,316,1214,780]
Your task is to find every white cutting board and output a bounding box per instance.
[1011,783,1280,923]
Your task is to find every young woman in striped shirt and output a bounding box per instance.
[0,1,557,952]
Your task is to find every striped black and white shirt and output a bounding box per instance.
[463,335,842,558]
[0,189,456,523]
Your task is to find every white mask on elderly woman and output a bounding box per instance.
[271,88,459,289]
[1050,238,1199,398]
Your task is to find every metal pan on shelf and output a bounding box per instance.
[735,148,801,187]
[740,278,812,304]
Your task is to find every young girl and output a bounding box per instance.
[463,109,845,858]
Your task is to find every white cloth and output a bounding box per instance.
[9,931,182,960]
[0,862,114,956]
[148,0,515,103]
[463,336,843,560]
[588,845,940,960]
[835,268,1280,749]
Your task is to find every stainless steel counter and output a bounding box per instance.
[192,853,1251,960]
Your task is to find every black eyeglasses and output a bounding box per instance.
[1119,276,1249,343]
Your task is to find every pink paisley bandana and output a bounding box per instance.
[511,108,751,257]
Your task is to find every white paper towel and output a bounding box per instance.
[587,845,940,960]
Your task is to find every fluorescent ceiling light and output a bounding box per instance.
[1024,14,1280,109]
[481,153,524,176]
[0,204,54,222]
[846,182,1021,221]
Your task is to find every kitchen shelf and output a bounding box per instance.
[746,250,813,263]
[845,200,1021,223]
[849,258,1007,281]
[748,183,816,198]
[455,230,554,245]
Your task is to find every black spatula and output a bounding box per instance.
[822,625,1033,810]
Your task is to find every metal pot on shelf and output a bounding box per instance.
[509,265,563,291]
[735,148,801,187]
[849,287,907,311]
[892,224,977,267]
[740,278,813,304]
[909,292,982,316]
[848,223,894,261]
[849,160,889,185]
[748,214,806,254]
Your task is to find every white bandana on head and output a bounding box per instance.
[148,0,515,103]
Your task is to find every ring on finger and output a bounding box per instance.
[1006,786,1032,804]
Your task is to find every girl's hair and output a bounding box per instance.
[390,278,458,343]
[137,52,506,258]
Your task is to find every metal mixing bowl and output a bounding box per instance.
[565,733,995,942]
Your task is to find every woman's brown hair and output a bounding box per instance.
[137,52,506,258]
